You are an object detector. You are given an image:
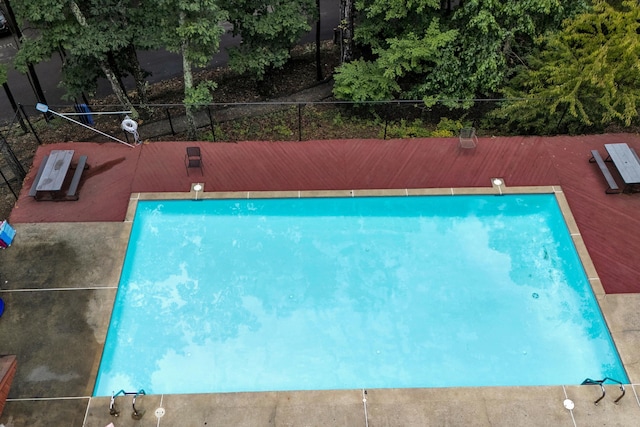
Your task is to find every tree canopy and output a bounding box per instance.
[493,0,640,134]
[10,0,313,126]
[221,0,316,81]
[334,0,587,107]
[154,0,227,139]
[11,0,163,115]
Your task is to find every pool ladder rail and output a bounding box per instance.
[109,389,146,420]
[581,377,625,405]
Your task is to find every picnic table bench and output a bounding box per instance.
[589,150,620,194]
[28,150,88,201]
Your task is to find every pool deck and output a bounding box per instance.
[2,135,640,426]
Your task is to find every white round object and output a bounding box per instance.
[563,399,575,410]
[155,407,166,418]
[193,184,203,192]
[121,118,138,132]
[493,178,503,186]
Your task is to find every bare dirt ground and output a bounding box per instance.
[0,43,341,220]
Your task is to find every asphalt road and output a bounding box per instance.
[0,0,339,121]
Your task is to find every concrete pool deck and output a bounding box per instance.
[2,186,640,426]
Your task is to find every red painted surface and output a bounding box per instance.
[9,135,640,293]
[0,355,17,417]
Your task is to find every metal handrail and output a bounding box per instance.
[581,377,625,405]
[109,388,146,418]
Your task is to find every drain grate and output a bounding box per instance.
[155,407,166,418]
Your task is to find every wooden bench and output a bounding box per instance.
[589,150,620,194]
[66,155,88,200]
[27,154,49,197]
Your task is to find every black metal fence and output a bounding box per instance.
[7,99,502,146]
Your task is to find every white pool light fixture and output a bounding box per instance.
[192,183,204,200]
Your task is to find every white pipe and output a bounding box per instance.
[45,108,134,147]
[60,110,132,116]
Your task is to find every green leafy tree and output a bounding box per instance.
[493,0,640,134]
[221,0,316,86]
[0,63,7,86]
[67,1,137,114]
[12,0,176,118]
[334,0,586,107]
[156,0,227,139]
[12,0,143,115]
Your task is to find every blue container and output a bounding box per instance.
[0,221,15,247]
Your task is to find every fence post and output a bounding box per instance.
[0,132,25,180]
[207,107,216,142]
[3,82,27,132]
[0,167,17,199]
[298,103,302,141]
[18,104,41,145]
[165,108,175,135]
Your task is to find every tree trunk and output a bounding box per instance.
[339,0,354,63]
[180,12,198,140]
[106,51,128,96]
[100,61,138,116]
[125,44,150,110]
[69,1,137,118]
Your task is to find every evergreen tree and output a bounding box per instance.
[494,0,640,134]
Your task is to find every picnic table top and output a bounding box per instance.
[35,150,74,192]
[604,143,640,184]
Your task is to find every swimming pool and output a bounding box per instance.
[94,194,627,396]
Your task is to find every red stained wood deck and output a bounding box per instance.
[8,135,640,294]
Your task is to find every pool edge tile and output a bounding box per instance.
[353,189,407,197]
[596,294,640,384]
[554,192,580,234]
[406,188,452,196]
[502,186,556,194]
[572,234,600,289]
[247,191,300,199]
[124,198,138,223]
[450,187,496,195]
[299,190,353,198]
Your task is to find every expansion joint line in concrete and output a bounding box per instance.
[0,286,118,292]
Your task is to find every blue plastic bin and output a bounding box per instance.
[0,221,15,247]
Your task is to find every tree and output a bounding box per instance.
[11,0,175,118]
[221,0,316,87]
[493,0,640,134]
[156,0,227,140]
[338,0,355,63]
[333,0,587,106]
[68,1,136,116]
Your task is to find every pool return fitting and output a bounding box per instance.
[581,377,625,405]
[109,389,146,419]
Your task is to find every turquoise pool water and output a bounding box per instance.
[94,195,627,396]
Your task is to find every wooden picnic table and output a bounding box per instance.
[604,143,640,192]
[28,150,88,201]
[35,150,74,192]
